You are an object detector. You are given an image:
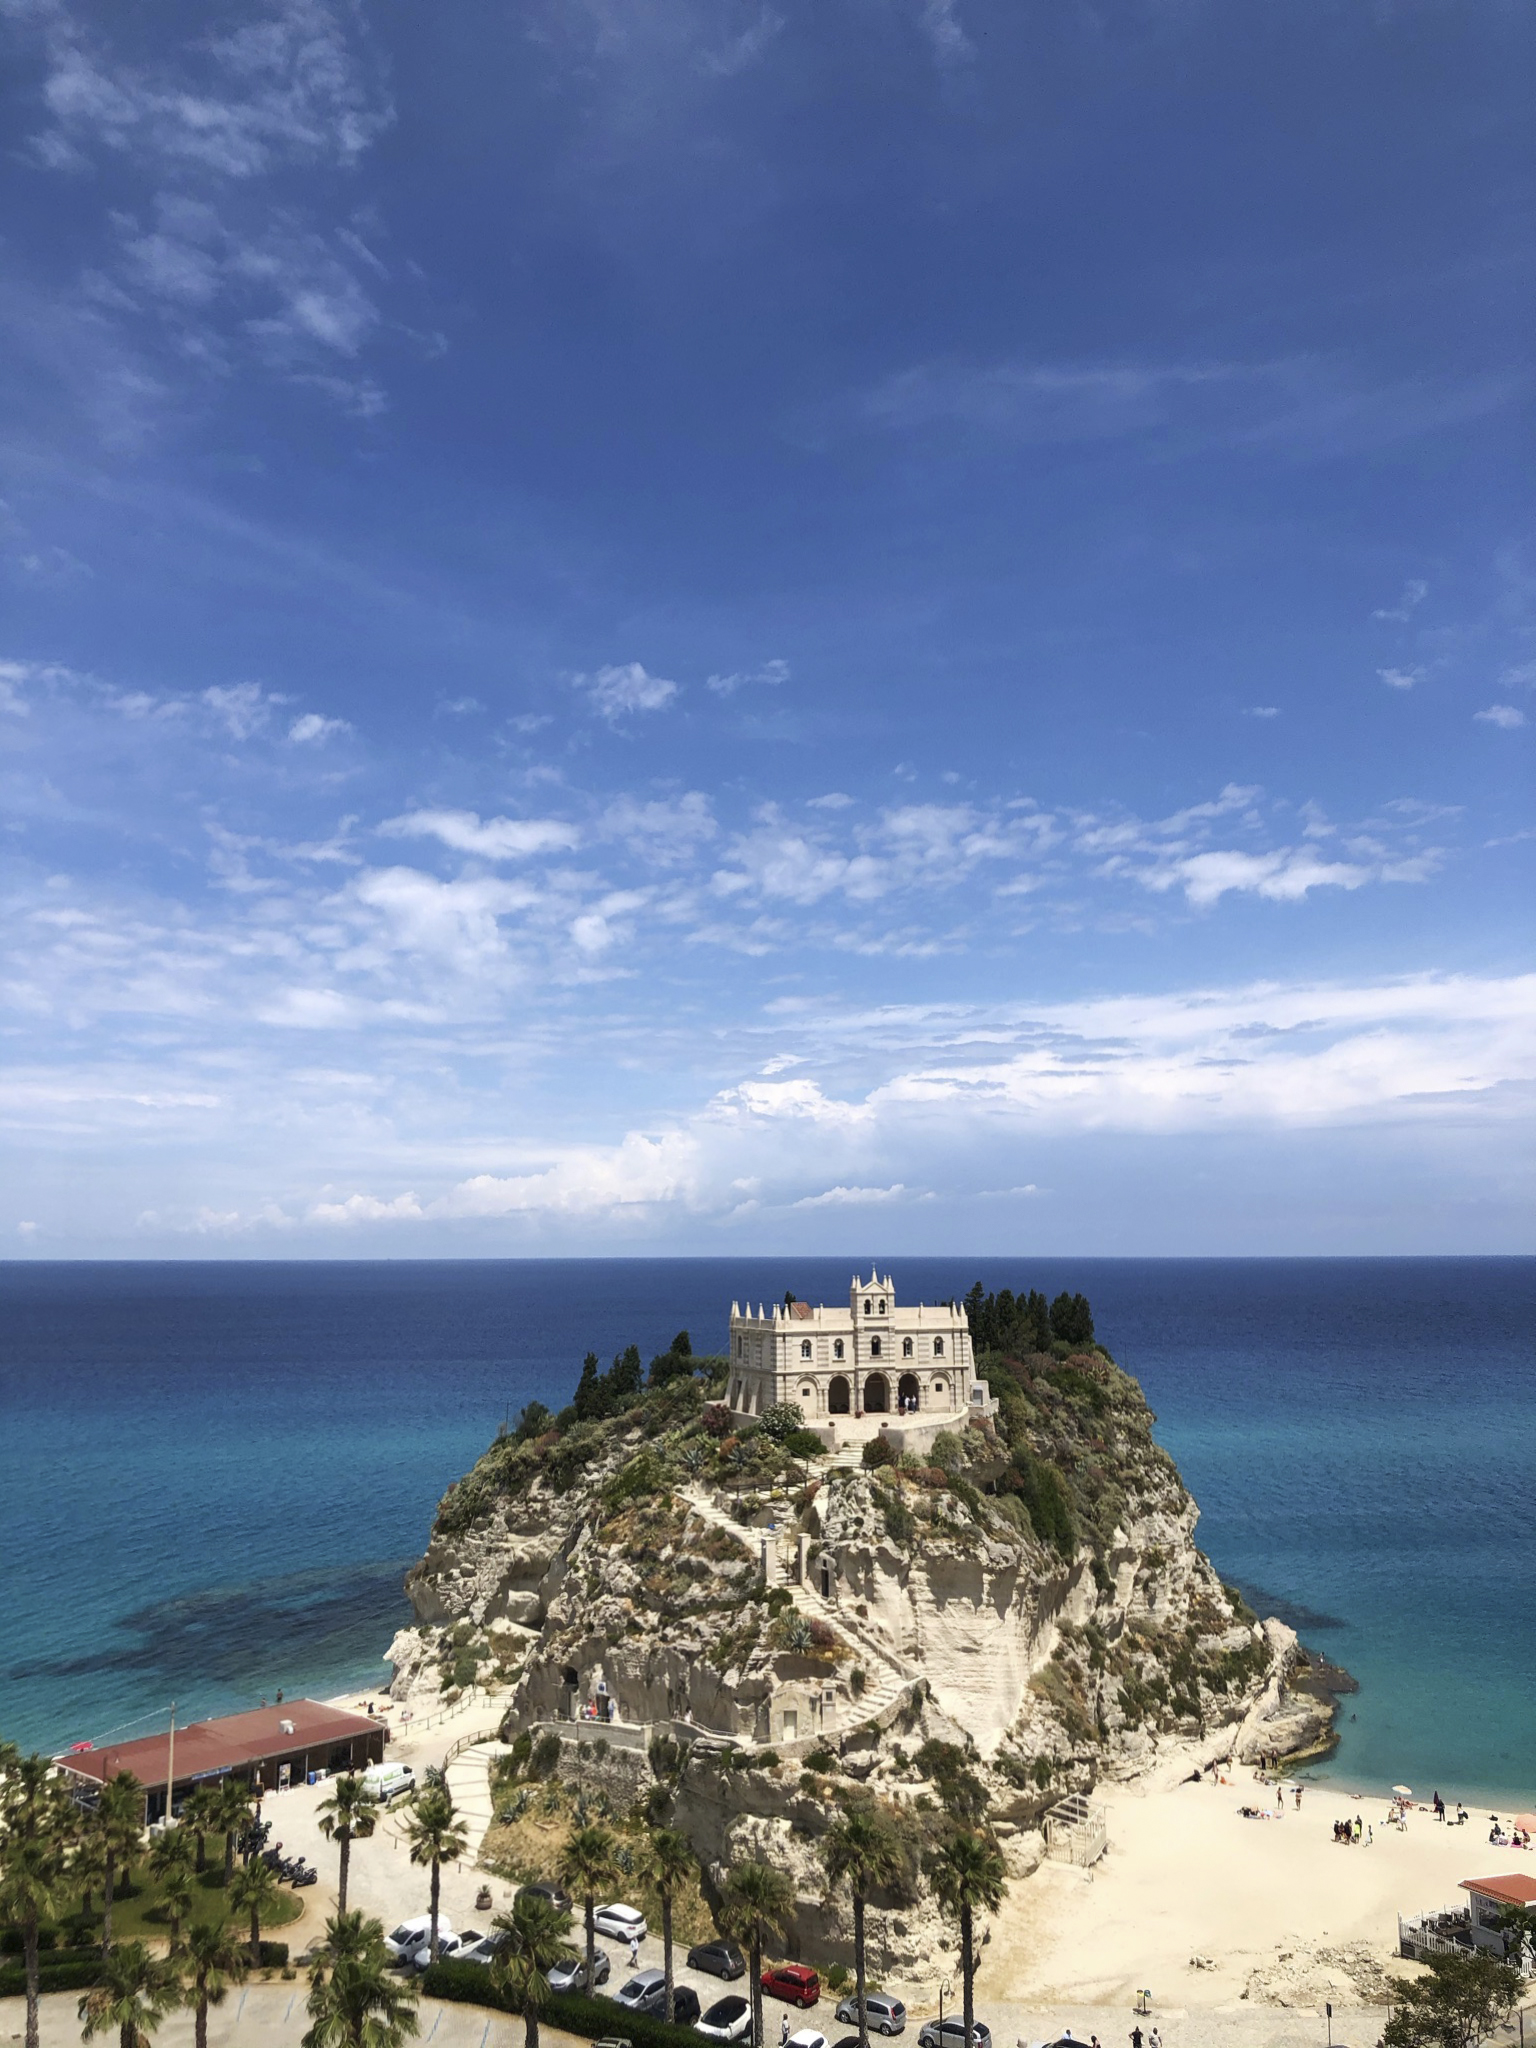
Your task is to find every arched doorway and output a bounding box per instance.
[828,1375,851,1415]
[898,1372,920,1412]
[863,1372,890,1413]
[819,1558,833,1598]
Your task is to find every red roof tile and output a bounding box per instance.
[58,1700,380,1791]
[1460,1874,1536,1907]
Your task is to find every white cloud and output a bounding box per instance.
[793,1182,908,1207]
[1372,578,1429,622]
[379,809,581,859]
[310,1190,424,1224]
[1244,705,1280,718]
[202,681,284,737]
[1139,846,1376,906]
[602,791,717,864]
[1378,667,1421,691]
[288,711,351,743]
[577,662,679,720]
[919,0,974,63]
[706,657,789,696]
[1474,704,1527,730]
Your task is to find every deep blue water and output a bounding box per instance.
[1,1259,1531,1804]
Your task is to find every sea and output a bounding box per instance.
[1,1258,1531,1805]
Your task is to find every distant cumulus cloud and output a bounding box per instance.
[1474,704,1527,730]
[288,711,351,743]
[202,681,285,737]
[577,662,680,720]
[1378,668,1421,691]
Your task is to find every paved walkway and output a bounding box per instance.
[446,1738,513,1859]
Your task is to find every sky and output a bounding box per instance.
[0,0,1531,1258]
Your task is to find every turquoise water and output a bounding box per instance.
[0,1258,1530,1803]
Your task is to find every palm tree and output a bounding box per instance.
[721,1861,796,2048]
[823,1807,903,2048]
[228,1851,282,1965]
[0,1754,73,2048]
[490,1888,573,2048]
[160,1863,197,1950]
[180,1918,246,2048]
[303,1913,419,2048]
[92,1772,146,1958]
[401,1787,467,1965]
[213,1778,252,1888]
[0,1818,68,2048]
[557,1823,621,1997]
[78,1938,181,2048]
[647,1826,695,2023]
[926,1832,1007,2048]
[180,1788,219,1876]
[317,1774,379,1914]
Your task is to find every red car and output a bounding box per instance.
[761,1964,821,2009]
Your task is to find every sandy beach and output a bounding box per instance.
[989,1755,1531,2017]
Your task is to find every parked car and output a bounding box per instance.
[549,1949,611,1992]
[383,1916,453,1966]
[413,1929,481,1971]
[688,1940,747,1980]
[517,1882,574,1916]
[640,1987,701,2024]
[456,1933,510,1968]
[696,1996,753,2041]
[761,1964,821,2008]
[917,2023,991,2048]
[787,2031,828,2048]
[594,1904,649,1944]
[834,1996,907,2035]
[832,2036,862,2048]
[615,1970,667,2011]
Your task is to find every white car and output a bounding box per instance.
[383,1915,453,1966]
[696,1995,753,2042]
[412,1929,481,1971]
[788,2031,828,2048]
[593,1903,648,1944]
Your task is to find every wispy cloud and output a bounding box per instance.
[1372,578,1429,623]
[379,809,582,858]
[706,657,789,696]
[1378,667,1421,691]
[288,711,350,743]
[1474,704,1527,730]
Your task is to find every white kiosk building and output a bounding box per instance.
[726,1270,989,1445]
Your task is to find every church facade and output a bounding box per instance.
[725,1270,981,1424]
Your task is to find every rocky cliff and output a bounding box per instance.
[387,1328,1335,1987]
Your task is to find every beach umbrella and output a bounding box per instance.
[1392,1785,1413,1797]
[1513,1813,1536,1833]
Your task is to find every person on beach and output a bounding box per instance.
[1149,2028,1162,2048]
[1130,2029,1144,2048]
[1294,1785,1303,1809]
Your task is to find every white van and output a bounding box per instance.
[363,1761,416,1806]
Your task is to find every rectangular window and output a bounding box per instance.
[781,1709,798,1740]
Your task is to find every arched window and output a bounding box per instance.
[833,1338,844,1360]
[902,1337,914,1358]
[933,1335,945,1356]
[863,1299,872,1314]
[877,1299,886,1313]
[801,1338,812,1359]
[870,1336,882,1358]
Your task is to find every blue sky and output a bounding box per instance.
[0,0,1531,1256]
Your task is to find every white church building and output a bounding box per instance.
[725,1271,991,1445]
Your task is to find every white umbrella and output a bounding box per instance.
[1392,1784,1413,1797]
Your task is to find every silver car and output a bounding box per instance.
[614,1968,666,2011]
[550,1950,612,1992]
[835,1998,906,2036]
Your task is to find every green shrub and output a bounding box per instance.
[604,1448,668,1512]
[880,1494,915,1547]
[422,1961,706,2048]
[0,1956,103,1996]
[758,1403,805,1440]
[531,1732,563,1777]
[257,1941,289,1968]
[781,1429,826,1460]
[929,1431,964,1472]
[862,1436,896,1469]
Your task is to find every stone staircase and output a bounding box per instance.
[681,1488,916,1732]
[444,1735,512,1857]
